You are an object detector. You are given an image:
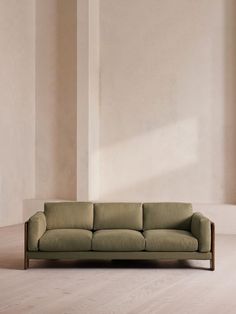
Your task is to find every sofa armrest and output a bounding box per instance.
[191,212,211,252]
[27,212,47,251]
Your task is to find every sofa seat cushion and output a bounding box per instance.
[39,229,92,252]
[143,229,198,252]
[92,229,145,251]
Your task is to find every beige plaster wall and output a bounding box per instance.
[1,0,236,227]
[0,0,35,226]
[77,0,100,201]
[0,0,77,226]
[77,0,89,200]
[99,0,236,203]
[35,0,77,200]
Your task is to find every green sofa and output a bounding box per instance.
[24,202,215,270]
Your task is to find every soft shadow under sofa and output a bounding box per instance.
[25,202,215,270]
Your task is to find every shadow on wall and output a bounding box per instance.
[35,0,77,200]
[99,0,236,204]
[100,118,200,201]
[224,0,236,203]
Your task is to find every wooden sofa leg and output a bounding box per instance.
[210,258,215,271]
[24,256,29,270]
[24,222,29,270]
[210,222,215,271]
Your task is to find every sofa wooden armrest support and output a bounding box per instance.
[210,221,215,271]
[24,221,28,269]
[24,202,215,270]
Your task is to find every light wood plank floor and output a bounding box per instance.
[0,224,236,314]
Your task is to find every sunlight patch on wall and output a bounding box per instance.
[99,118,199,199]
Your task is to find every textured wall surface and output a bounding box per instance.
[35,0,77,200]
[0,0,77,226]
[1,0,236,227]
[99,0,236,203]
[0,0,35,226]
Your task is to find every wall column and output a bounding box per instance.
[77,0,100,201]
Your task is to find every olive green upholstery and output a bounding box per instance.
[191,212,211,252]
[143,229,198,252]
[26,202,214,269]
[39,229,92,252]
[94,203,142,230]
[143,203,193,230]
[28,212,46,251]
[45,202,93,230]
[92,229,145,251]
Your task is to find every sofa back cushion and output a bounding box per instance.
[143,203,193,230]
[94,203,142,230]
[45,202,93,230]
